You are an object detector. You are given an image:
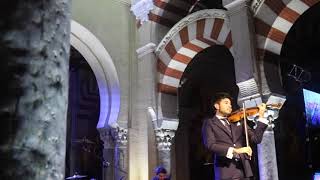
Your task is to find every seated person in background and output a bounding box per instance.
[151,166,170,180]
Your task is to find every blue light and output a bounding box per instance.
[314,172,320,180]
[303,89,320,127]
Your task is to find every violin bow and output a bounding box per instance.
[242,103,251,160]
[242,103,249,147]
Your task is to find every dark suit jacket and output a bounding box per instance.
[202,116,268,180]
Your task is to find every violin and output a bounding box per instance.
[227,103,282,123]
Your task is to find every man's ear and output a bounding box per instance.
[214,103,219,110]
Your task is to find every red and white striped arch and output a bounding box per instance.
[253,0,320,56]
[149,0,190,27]
[155,10,233,95]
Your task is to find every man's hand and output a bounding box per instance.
[233,146,252,156]
[258,103,266,118]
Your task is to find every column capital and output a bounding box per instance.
[154,119,178,150]
[130,0,154,23]
[155,128,176,151]
[98,128,115,149]
[111,125,128,147]
[147,107,179,150]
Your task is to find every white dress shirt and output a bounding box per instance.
[215,114,268,159]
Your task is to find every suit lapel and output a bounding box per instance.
[213,117,232,138]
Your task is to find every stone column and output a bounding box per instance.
[111,126,128,180]
[257,128,279,180]
[148,107,178,176]
[257,96,285,180]
[128,21,158,180]
[155,128,176,172]
[226,0,262,102]
[99,128,115,180]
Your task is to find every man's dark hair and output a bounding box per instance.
[155,166,167,175]
[212,92,233,105]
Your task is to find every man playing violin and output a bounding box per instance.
[202,92,268,180]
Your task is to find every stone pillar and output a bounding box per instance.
[111,126,128,180]
[257,96,284,180]
[226,0,261,102]
[99,128,115,180]
[155,128,176,172]
[257,129,279,180]
[128,21,158,180]
[148,107,178,177]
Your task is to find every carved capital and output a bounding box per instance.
[111,126,128,147]
[130,0,154,23]
[147,107,179,150]
[98,128,115,149]
[155,128,176,151]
